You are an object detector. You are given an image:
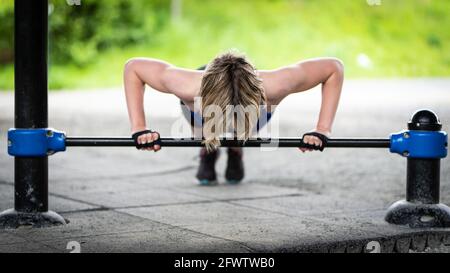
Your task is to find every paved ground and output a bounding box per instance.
[0,78,449,253]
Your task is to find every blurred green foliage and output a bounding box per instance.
[48,0,168,66]
[0,0,449,90]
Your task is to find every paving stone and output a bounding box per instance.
[42,229,250,253]
[427,233,444,249]
[170,183,302,201]
[0,232,27,245]
[346,243,364,253]
[443,234,450,245]
[0,184,98,213]
[119,201,287,227]
[4,210,251,253]
[6,210,161,242]
[379,238,395,253]
[394,237,412,253]
[0,242,56,253]
[411,234,427,252]
[50,185,210,208]
[328,243,346,253]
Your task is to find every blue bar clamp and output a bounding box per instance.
[390,130,447,159]
[7,128,66,157]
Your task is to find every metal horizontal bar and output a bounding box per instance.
[65,137,391,148]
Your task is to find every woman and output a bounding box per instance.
[124,51,344,185]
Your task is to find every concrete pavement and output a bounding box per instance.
[0,78,449,253]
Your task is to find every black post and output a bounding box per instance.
[0,0,66,228]
[15,0,49,213]
[406,159,440,204]
[385,110,450,227]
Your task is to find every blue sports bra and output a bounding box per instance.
[181,100,272,130]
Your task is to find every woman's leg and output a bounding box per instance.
[224,110,273,184]
[180,100,220,185]
[225,147,244,184]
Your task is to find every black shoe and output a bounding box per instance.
[225,148,244,184]
[196,148,219,186]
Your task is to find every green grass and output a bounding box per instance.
[1,0,449,90]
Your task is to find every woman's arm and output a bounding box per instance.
[123,58,173,151]
[123,58,172,131]
[123,58,203,151]
[262,58,344,151]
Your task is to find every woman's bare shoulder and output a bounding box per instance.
[163,67,203,102]
[258,69,293,105]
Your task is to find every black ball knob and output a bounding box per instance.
[408,109,442,131]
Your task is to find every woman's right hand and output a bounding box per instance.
[299,130,330,153]
[131,129,161,152]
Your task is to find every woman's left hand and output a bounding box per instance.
[299,129,331,153]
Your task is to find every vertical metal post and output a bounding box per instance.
[385,110,450,227]
[14,0,49,213]
[406,158,440,204]
[0,0,66,228]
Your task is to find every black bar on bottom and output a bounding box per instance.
[15,157,48,212]
[406,158,440,204]
[65,137,391,148]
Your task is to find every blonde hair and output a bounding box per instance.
[200,51,266,151]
